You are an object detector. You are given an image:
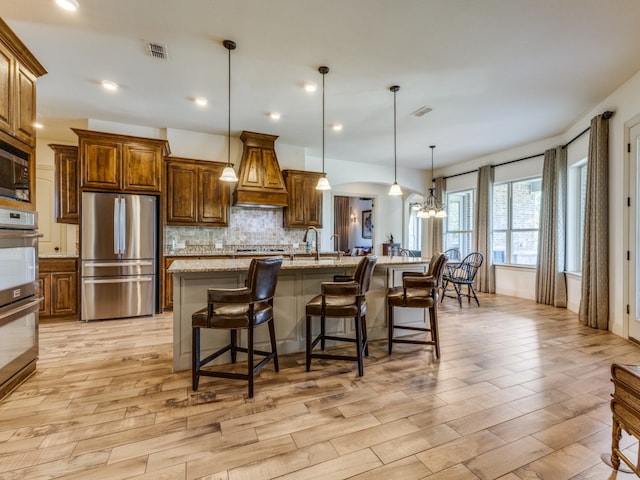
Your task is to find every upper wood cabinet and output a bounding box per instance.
[0,19,46,211]
[282,169,323,228]
[165,157,230,226]
[73,128,170,194]
[0,20,46,149]
[49,144,79,224]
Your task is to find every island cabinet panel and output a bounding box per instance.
[165,157,229,226]
[39,257,78,321]
[73,128,169,194]
[50,144,79,224]
[282,169,323,228]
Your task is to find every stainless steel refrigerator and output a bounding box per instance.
[81,192,157,321]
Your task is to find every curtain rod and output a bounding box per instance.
[443,110,614,180]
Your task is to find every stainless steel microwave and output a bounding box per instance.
[0,144,30,203]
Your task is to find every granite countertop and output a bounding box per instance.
[168,255,428,273]
[39,253,78,259]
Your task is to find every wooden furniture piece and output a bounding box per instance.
[610,363,640,474]
[282,169,323,228]
[72,128,170,194]
[191,257,283,398]
[39,257,78,321]
[165,157,230,226]
[305,256,377,376]
[441,251,484,307]
[234,131,288,208]
[386,253,448,358]
[382,242,401,256]
[49,144,79,224]
[0,18,47,211]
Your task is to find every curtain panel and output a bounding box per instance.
[334,196,350,253]
[431,177,445,254]
[474,165,495,293]
[535,146,567,307]
[579,114,610,329]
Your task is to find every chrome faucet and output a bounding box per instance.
[329,233,339,251]
[303,226,320,261]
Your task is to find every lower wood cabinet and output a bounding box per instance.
[39,257,78,321]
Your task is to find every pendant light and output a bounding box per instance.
[388,85,402,196]
[220,39,238,183]
[417,145,447,218]
[316,66,331,190]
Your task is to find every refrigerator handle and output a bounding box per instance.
[119,197,126,255]
[113,197,120,255]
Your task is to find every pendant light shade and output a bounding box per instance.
[316,66,331,190]
[388,85,402,196]
[416,145,447,218]
[220,39,238,183]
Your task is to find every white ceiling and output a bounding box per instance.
[3,0,640,170]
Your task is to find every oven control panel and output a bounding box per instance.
[0,207,36,230]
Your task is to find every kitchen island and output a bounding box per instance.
[169,255,430,371]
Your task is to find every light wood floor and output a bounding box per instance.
[1,294,640,479]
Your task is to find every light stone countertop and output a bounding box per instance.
[168,255,428,273]
[39,253,78,259]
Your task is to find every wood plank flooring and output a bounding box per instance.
[1,294,640,479]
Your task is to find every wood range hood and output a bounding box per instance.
[233,131,288,208]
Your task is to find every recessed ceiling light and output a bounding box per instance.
[55,0,79,11]
[269,112,281,120]
[34,122,44,129]
[332,123,343,131]
[304,82,317,93]
[194,96,208,106]
[101,80,118,92]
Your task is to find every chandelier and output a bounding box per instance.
[417,145,447,218]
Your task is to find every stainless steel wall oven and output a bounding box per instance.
[0,206,39,399]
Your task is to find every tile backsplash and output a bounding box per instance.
[164,207,316,254]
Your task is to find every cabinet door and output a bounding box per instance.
[38,273,51,316]
[305,177,323,227]
[51,272,77,316]
[53,146,79,224]
[198,163,229,226]
[123,143,162,193]
[284,175,307,227]
[0,42,13,135]
[166,162,197,224]
[14,64,36,147]
[163,258,175,310]
[81,140,121,190]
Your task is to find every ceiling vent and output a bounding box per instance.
[412,106,432,117]
[146,42,168,60]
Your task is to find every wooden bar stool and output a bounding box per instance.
[305,256,377,376]
[191,257,282,398]
[387,253,448,358]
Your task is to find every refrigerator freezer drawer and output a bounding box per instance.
[81,260,154,277]
[81,276,155,321]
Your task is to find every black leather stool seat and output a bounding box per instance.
[192,300,273,329]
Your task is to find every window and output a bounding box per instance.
[407,204,422,251]
[444,189,474,258]
[492,178,541,265]
[567,161,587,271]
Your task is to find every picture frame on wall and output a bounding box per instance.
[362,210,373,239]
